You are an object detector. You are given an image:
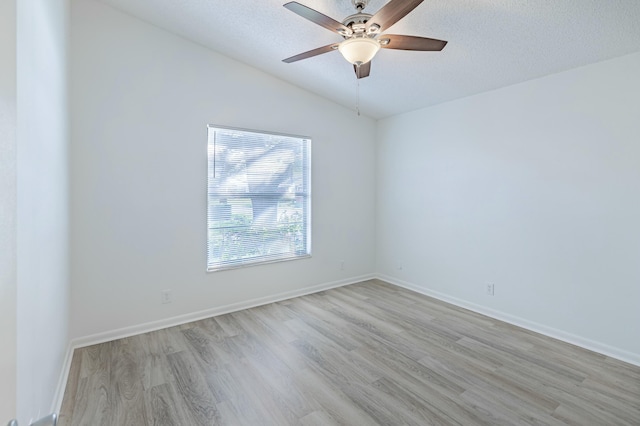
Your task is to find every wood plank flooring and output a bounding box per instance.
[59,280,640,425]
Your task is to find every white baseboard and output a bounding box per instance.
[377,273,640,367]
[51,273,375,411]
[72,273,375,348]
[51,342,74,415]
[53,270,640,413]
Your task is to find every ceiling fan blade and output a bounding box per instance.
[354,61,371,79]
[379,34,447,51]
[284,2,351,35]
[366,0,424,33]
[283,43,339,63]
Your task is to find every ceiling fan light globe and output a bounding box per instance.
[338,37,380,65]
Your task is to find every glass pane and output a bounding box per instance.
[208,196,308,264]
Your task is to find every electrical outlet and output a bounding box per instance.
[161,289,172,304]
[486,283,495,296]
[396,264,403,271]
[340,260,345,271]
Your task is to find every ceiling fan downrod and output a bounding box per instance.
[352,0,368,12]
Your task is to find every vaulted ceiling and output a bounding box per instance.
[97,0,640,118]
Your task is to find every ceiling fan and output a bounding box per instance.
[282,0,447,79]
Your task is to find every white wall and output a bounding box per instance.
[0,0,17,420]
[16,0,70,422]
[377,52,640,363]
[70,0,376,339]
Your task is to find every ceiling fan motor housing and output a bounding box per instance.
[342,13,375,37]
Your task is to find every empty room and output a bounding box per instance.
[1,0,639,424]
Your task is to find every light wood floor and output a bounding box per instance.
[59,280,640,425]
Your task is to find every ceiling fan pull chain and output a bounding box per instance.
[356,69,361,116]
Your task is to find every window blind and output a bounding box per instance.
[207,126,311,271]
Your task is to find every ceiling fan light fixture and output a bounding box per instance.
[338,37,380,65]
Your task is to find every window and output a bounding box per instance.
[207,126,311,271]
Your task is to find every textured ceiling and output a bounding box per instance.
[97,0,640,119]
